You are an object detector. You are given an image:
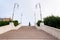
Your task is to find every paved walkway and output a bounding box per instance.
[0,26,59,40]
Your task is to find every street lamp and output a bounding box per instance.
[12,3,19,20]
[35,3,42,21]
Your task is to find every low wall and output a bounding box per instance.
[14,24,22,30]
[40,23,60,40]
[35,25,40,29]
[0,22,22,34]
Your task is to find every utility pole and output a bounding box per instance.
[12,3,19,20]
[35,3,42,21]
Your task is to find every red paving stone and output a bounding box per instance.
[0,26,59,40]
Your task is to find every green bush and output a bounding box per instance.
[0,20,19,27]
[0,21,10,26]
[36,20,42,26]
[12,20,18,26]
[44,16,60,29]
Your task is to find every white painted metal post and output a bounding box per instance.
[12,3,19,20]
[35,3,42,21]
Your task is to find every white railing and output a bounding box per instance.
[0,22,22,34]
[36,23,60,40]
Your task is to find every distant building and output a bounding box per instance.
[3,18,12,21]
[0,18,12,21]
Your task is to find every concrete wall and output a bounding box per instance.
[0,22,22,34]
[35,25,40,30]
[38,23,60,40]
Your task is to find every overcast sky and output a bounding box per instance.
[0,0,60,25]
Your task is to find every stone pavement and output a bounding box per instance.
[0,26,59,40]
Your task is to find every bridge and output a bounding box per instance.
[0,26,59,40]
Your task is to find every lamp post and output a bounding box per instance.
[35,3,42,21]
[12,3,19,20]
[21,13,23,24]
[34,12,36,25]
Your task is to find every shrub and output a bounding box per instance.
[0,20,19,27]
[12,20,18,26]
[44,16,60,29]
[36,20,42,26]
[0,21,10,26]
